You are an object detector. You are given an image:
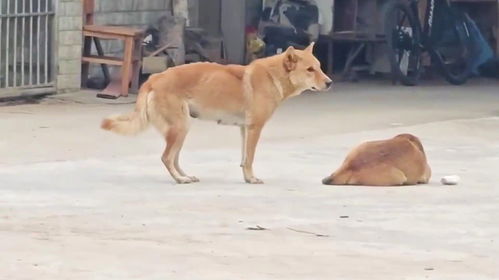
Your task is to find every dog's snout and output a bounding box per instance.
[325,81,333,89]
[322,176,332,185]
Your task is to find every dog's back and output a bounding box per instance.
[323,134,431,186]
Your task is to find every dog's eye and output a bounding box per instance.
[307,67,315,72]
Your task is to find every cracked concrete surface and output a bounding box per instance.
[1,80,498,279]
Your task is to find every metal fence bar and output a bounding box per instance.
[0,0,3,88]
[29,0,33,86]
[44,0,49,84]
[13,0,18,87]
[37,0,41,85]
[21,0,26,86]
[0,0,54,93]
[5,0,10,88]
[0,11,55,18]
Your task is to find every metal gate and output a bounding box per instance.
[0,0,55,98]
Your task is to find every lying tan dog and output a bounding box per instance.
[102,43,332,184]
[322,134,431,186]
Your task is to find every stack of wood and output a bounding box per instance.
[185,27,224,63]
[142,14,186,74]
[142,1,225,74]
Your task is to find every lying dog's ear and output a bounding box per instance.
[305,42,315,53]
[283,46,298,71]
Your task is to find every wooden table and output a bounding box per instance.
[323,32,386,80]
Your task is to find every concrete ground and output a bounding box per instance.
[1,79,498,279]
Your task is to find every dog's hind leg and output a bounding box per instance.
[159,102,197,184]
[161,126,193,184]
[348,165,408,186]
[174,144,199,182]
[418,164,431,184]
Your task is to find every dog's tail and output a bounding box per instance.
[101,81,152,136]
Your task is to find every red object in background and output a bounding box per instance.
[245,26,257,34]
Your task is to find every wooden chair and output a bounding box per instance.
[81,0,145,98]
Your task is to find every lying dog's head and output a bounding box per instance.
[282,43,333,93]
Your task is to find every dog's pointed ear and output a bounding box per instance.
[283,46,298,71]
[305,42,315,53]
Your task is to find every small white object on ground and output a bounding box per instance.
[441,175,460,185]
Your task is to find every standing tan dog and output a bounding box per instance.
[101,43,332,184]
[322,134,431,186]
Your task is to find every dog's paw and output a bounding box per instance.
[245,177,264,184]
[175,176,198,184]
[188,176,200,182]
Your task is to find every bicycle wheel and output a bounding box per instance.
[429,9,472,85]
[384,1,422,86]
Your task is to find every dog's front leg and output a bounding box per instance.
[240,126,246,167]
[242,123,264,184]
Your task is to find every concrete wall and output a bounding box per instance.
[56,0,83,93]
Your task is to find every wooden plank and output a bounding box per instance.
[82,55,124,66]
[120,37,134,97]
[82,30,127,40]
[83,0,95,24]
[84,25,143,36]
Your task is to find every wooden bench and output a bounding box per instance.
[81,0,144,98]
